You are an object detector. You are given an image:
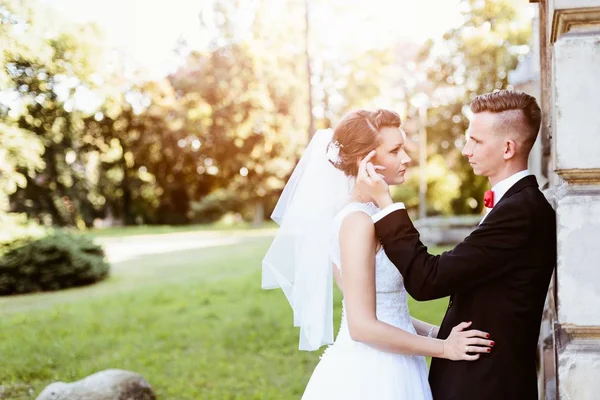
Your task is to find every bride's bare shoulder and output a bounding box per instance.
[339,211,375,241]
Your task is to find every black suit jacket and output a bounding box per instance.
[374,175,556,400]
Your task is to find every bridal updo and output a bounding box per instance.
[329,109,401,176]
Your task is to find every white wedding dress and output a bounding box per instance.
[302,202,433,400]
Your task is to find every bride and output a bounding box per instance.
[262,109,493,399]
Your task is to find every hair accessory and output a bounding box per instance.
[326,141,343,166]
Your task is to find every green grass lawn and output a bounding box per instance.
[0,232,449,399]
[81,221,278,239]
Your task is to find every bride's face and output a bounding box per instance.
[372,127,411,185]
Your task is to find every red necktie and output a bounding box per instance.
[483,190,494,208]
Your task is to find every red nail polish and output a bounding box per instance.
[491,341,495,346]
[486,334,490,339]
[487,348,491,353]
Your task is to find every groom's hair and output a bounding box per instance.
[332,109,401,176]
[470,90,542,155]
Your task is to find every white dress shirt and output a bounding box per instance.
[479,170,531,224]
[372,202,406,223]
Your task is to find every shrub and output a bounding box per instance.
[0,232,109,296]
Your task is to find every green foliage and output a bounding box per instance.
[1,0,117,227]
[0,232,109,296]
[0,213,46,255]
[0,123,45,211]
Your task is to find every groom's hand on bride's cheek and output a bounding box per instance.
[370,163,386,178]
[368,163,393,208]
[357,151,393,208]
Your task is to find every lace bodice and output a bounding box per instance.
[330,202,414,337]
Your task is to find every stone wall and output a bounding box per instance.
[533,0,600,398]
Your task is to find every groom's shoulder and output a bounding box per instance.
[497,183,553,220]
[518,181,554,212]
[494,192,531,217]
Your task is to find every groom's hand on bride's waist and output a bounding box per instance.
[357,150,393,208]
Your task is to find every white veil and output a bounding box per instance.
[262,128,354,351]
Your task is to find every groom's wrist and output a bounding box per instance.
[371,202,406,223]
[375,194,393,208]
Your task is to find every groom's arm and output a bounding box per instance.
[372,198,532,301]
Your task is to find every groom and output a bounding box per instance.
[358,90,556,399]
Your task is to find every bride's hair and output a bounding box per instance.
[330,109,401,176]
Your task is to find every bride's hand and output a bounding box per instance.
[442,321,494,361]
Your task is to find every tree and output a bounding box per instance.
[0,1,45,212]
[410,0,532,215]
[304,0,315,140]
[2,0,119,227]
[167,40,298,223]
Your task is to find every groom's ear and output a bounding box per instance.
[503,139,517,160]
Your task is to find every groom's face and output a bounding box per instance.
[462,112,506,178]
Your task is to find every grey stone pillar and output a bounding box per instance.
[534,0,600,398]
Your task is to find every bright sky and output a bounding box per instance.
[44,0,465,78]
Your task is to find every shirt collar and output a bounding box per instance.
[487,170,531,209]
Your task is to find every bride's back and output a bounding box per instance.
[330,202,413,332]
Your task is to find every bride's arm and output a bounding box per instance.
[411,317,439,338]
[340,212,490,359]
[337,268,439,338]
